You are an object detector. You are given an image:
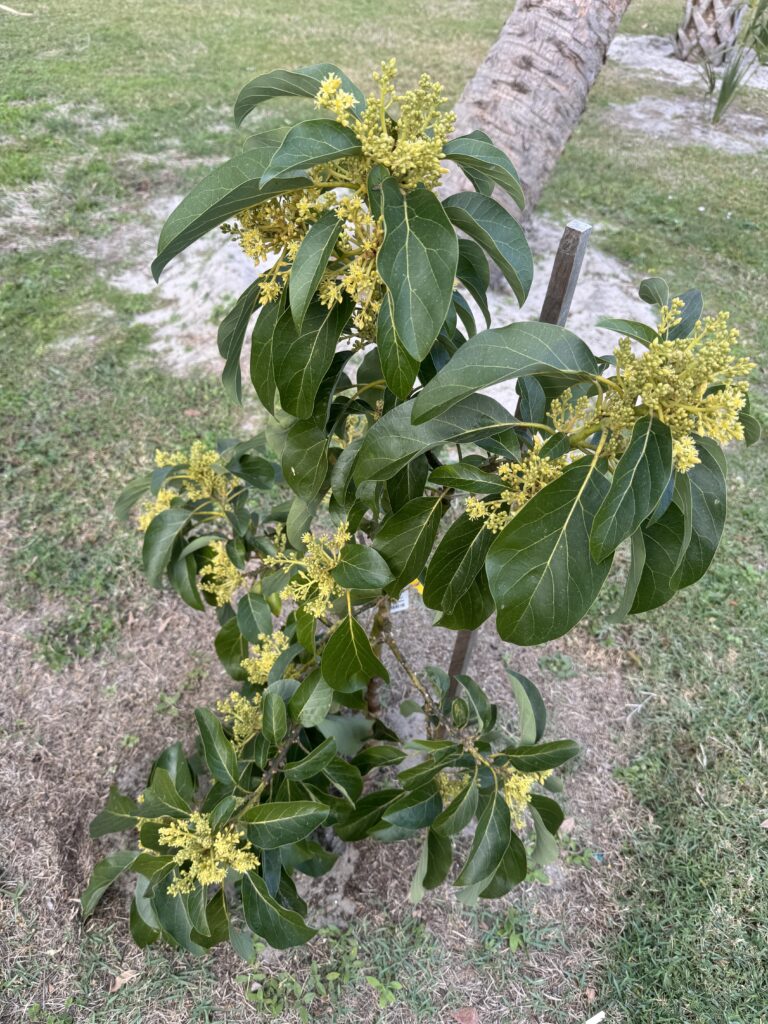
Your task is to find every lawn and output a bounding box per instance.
[1,0,766,1021]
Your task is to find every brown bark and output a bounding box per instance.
[443,0,632,217]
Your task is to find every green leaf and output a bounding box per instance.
[382,784,442,830]
[130,876,160,948]
[432,779,478,836]
[507,672,547,745]
[410,829,453,902]
[428,462,504,495]
[668,288,703,340]
[376,293,420,399]
[262,691,288,745]
[141,767,192,818]
[168,553,204,611]
[595,316,658,345]
[242,871,316,949]
[386,456,429,513]
[323,757,364,804]
[442,192,532,305]
[639,277,669,306]
[609,529,646,622]
[152,147,309,280]
[234,64,364,125]
[89,787,141,838]
[352,745,407,774]
[740,410,761,446]
[283,737,337,780]
[455,790,510,888]
[250,300,282,413]
[288,211,343,328]
[422,513,494,614]
[237,591,273,643]
[215,617,249,681]
[355,393,517,483]
[434,574,494,631]
[321,615,389,692]
[412,321,597,423]
[330,543,394,590]
[479,832,527,898]
[273,298,352,418]
[289,671,334,727]
[115,473,152,521]
[242,801,329,848]
[487,458,612,645]
[260,119,362,186]
[372,497,443,592]
[195,708,240,787]
[630,501,688,614]
[443,131,525,208]
[503,739,579,772]
[377,177,458,360]
[142,508,190,586]
[281,421,329,500]
[530,808,559,866]
[456,238,491,326]
[218,280,262,403]
[81,850,140,919]
[590,416,673,561]
[151,876,207,954]
[676,438,727,590]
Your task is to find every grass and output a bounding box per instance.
[2,0,767,1020]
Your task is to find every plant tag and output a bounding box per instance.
[390,591,410,614]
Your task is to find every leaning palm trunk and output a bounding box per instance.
[675,0,747,66]
[442,0,632,217]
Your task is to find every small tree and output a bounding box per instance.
[83,61,759,956]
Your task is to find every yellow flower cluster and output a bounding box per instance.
[264,521,351,618]
[351,60,455,190]
[604,308,754,472]
[199,541,243,606]
[159,812,259,896]
[227,60,454,340]
[216,690,263,748]
[466,439,570,533]
[241,630,290,686]
[137,488,175,532]
[501,768,552,830]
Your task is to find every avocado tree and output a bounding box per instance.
[82,60,758,956]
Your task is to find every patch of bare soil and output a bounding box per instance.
[608,33,768,92]
[0,574,640,1022]
[602,94,768,154]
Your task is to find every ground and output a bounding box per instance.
[1,2,767,1022]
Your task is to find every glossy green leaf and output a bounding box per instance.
[281,421,329,500]
[330,543,394,590]
[282,737,337,780]
[503,739,579,772]
[115,473,152,521]
[507,672,547,745]
[355,393,517,483]
[443,131,525,208]
[676,438,727,590]
[273,298,352,418]
[351,744,407,774]
[382,784,442,830]
[242,801,329,849]
[412,321,597,423]
[214,617,249,681]
[595,316,657,345]
[442,192,532,305]
[428,462,504,495]
[591,416,673,561]
[377,177,458,360]
[289,672,334,727]
[487,459,612,645]
[195,708,239,787]
[130,876,161,948]
[638,277,669,306]
[456,238,491,326]
[667,288,703,340]
[288,211,343,328]
[234,64,364,125]
[432,778,478,836]
[260,119,361,186]
[372,496,443,592]
[81,850,141,919]
[89,787,141,838]
[410,828,453,901]
[262,691,288,745]
[236,591,273,643]
[152,147,310,280]
[455,790,510,888]
[376,293,420,399]
[478,833,527,898]
[321,615,389,692]
[141,767,192,819]
[242,870,316,948]
[218,280,261,403]
[423,513,494,614]
[250,300,282,413]
[630,500,688,614]
[142,508,190,586]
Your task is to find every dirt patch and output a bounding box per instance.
[608,33,768,92]
[603,94,768,154]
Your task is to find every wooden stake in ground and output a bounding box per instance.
[443,0,631,217]
[445,219,593,699]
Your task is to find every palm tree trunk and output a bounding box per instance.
[443,0,632,216]
[675,0,746,66]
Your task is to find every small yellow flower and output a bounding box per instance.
[241,630,291,686]
[137,488,175,532]
[263,521,351,618]
[199,541,243,606]
[216,690,263,748]
[501,767,552,830]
